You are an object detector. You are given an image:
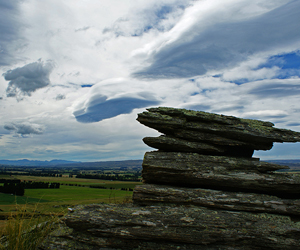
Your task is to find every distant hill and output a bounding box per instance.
[1,158,298,171]
[0,159,143,170]
[265,159,300,171]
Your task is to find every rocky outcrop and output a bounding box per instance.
[137,107,300,157]
[40,107,300,250]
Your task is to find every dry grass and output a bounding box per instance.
[0,204,61,250]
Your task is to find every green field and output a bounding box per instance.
[24,185,134,204]
[0,186,133,206]
[0,193,48,206]
[0,176,142,217]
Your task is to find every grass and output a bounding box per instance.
[0,204,61,250]
[0,177,142,230]
[0,175,141,249]
[24,185,134,204]
[0,193,48,206]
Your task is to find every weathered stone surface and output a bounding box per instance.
[142,151,299,197]
[40,204,300,250]
[143,151,289,172]
[137,107,300,151]
[143,135,255,157]
[133,184,300,216]
[143,135,227,154]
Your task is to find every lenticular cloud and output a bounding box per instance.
[74,94,160,123]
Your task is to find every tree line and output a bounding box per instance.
[0,180,60,196]
[76,173,140,182]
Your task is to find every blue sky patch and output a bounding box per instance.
[155,5,173,20]
[81,84,93,88]
[224,52,300,85]
[260,52,300,69]
[257,51,300,79]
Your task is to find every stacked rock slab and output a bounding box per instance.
[40,107,300,250]
[133,107,300,248]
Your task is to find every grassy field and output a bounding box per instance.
[17,175,140,188]
[0,176,142,231]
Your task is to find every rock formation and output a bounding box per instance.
[40,107,300,250]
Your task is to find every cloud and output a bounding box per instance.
[4,122,44,136]
[0,0,24,66]
[132,0,300,79]
[243,110,288,118]
[248,82,300,98]
[55,94,66,100]
[1,0,300,161]
[102,1,189,37]
[74,93,160,123]
[72,78,161,123]
[183,104,211,111]
[3,60,54,97]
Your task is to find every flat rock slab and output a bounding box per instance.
[40,203,300,250]
[133,184,300,216]
[137,107,300,151]
[142,152,299,197]
[143,135,255,157]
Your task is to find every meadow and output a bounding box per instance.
[0,175,142,232]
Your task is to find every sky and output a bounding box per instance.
[1,0,300,162]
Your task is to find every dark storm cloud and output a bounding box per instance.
[74,95,160,123]
[3,60,54,97]
[0,0,23,66]
[133,1,300,79]
[4,122,44,136]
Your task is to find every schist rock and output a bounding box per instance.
[137,107,300,157]
[133,184,300,216]
[141,151,300,197]
[40,107,300,250]
[40,204,300,250]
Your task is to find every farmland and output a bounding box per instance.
[0,162,143,230]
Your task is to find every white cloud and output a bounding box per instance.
[0,0,300,161]
[243,110,288,118]
[132,0,300,79]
